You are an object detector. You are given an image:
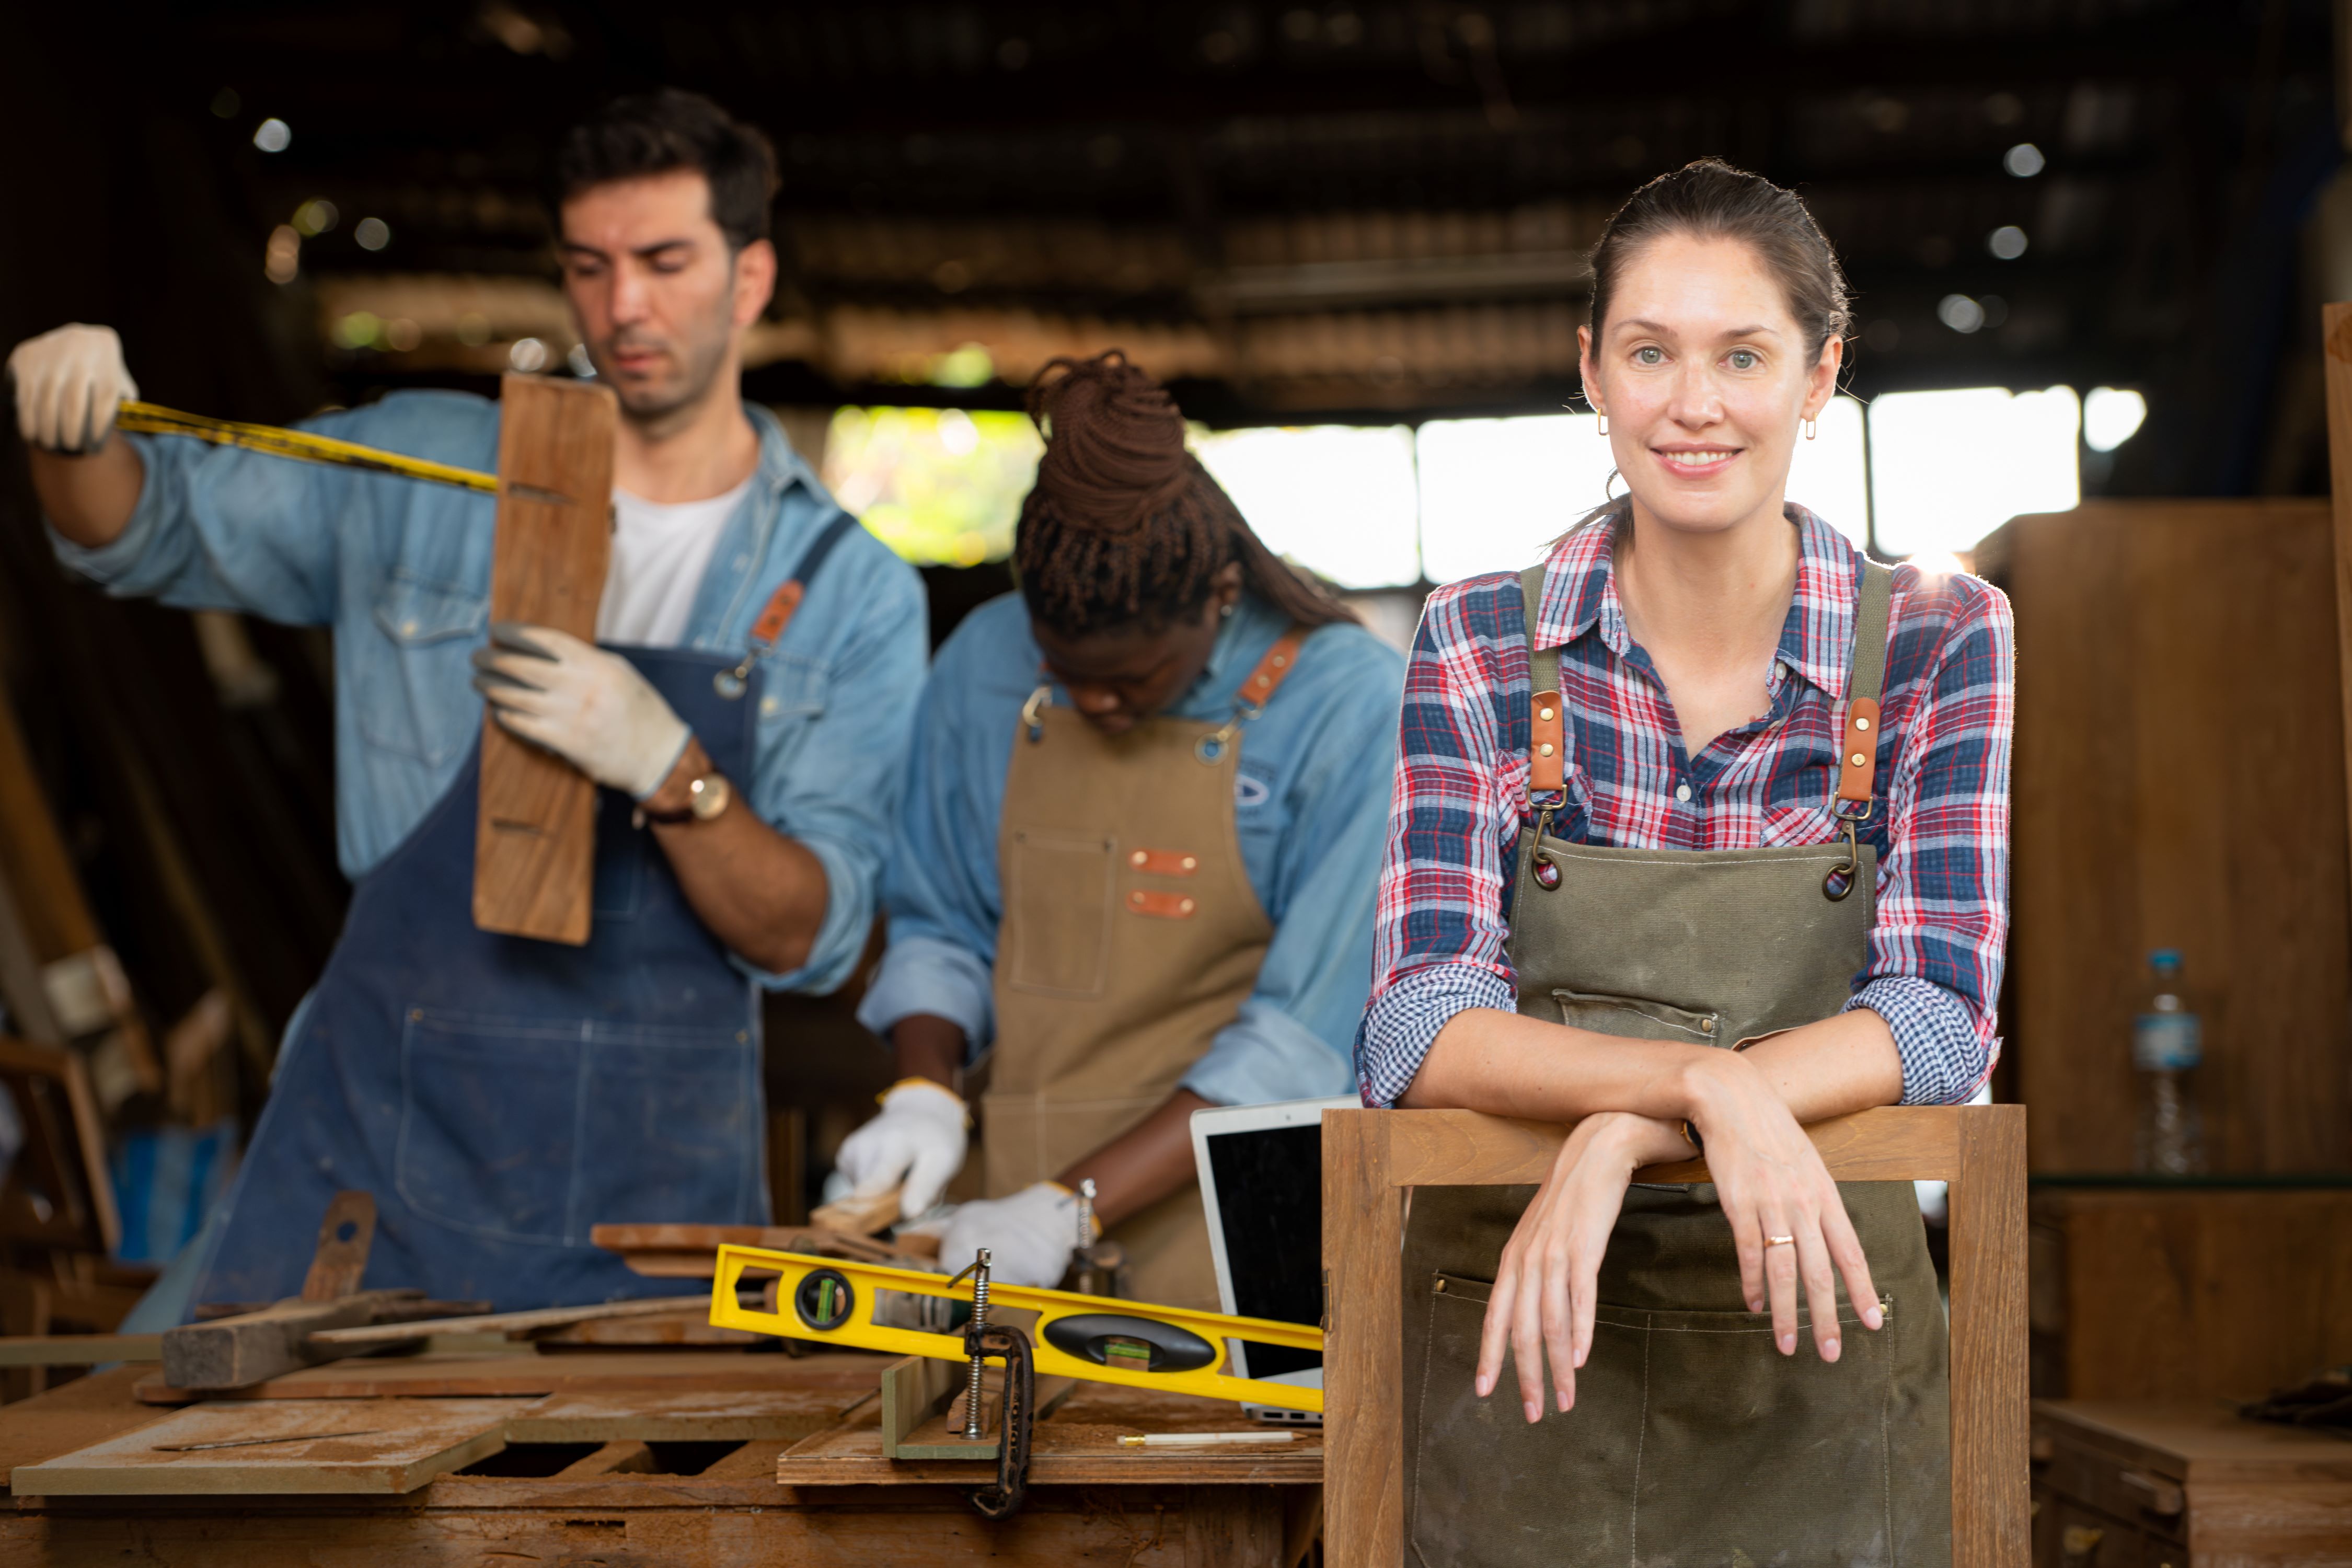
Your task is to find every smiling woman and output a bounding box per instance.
[1363,159,2014,1567]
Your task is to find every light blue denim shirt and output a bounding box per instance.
[49,391,926,997]
[857,590,1405,1105]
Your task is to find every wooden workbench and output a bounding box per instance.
[0,1350,1321,1564]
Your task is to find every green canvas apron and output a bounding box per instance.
[1399,558,1951,1567]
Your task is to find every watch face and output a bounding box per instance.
[689,774,731,821]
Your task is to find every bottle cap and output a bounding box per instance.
[2150,948,2182,972]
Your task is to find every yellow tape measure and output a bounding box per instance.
[115,400,497,493]
[707,1245,1324,1413]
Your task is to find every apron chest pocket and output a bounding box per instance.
[1004,832,1114,997]
[396,1009,757,1247]
[1412,1271,1904,1568]
[1551,988,1722,1044]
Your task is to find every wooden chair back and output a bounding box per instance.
[1322,1103,2028,1566]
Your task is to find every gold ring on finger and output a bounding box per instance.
[1765,1234,1795,1247]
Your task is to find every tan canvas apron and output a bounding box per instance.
[983,628,1307,1310]
[1400,560,1952,1567]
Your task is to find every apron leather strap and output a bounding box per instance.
[1832,560,1895,815]
[750,510,862,645]
[1518,555,1896,813]
[721,511,862,691]
[1236,627,1307,711]
[1519,563,1564,799]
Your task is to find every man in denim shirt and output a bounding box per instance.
[7,91,924,1310]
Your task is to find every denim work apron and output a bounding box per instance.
[194,644,770,1313]
[1400,560,1952,1567]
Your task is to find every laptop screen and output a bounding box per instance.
[1201,1120,1323,1379]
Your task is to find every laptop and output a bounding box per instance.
[1190,1094,1357,1426]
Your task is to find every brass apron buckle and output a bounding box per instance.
[1193,698,1263,765]
[1822,799,1872,901]
[1530,804,1561,890]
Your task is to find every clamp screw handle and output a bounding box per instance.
[961,1247,993,1441]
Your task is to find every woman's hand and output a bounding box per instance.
[1475,1111,1680,1423]
[1685,1048,1884,1361]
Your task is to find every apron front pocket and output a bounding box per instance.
[1410,1270,1904,1568]
[397,1009,757,1247]
[573,1025,759,1230]
[1409,1271,1641,1568]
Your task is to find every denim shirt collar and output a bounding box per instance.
[685,403,826,652]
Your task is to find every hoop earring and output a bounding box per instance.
[1596,413,1608,436]
[1802,417,1818,442]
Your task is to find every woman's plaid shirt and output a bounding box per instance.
[1357,506,2013,1109]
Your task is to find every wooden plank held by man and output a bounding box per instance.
[474,373,617,945]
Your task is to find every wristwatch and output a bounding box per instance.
[639,773,732,826]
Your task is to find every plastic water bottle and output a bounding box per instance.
[2132,949,2206,1175]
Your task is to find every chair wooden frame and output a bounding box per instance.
[1323,1103,2028,1566]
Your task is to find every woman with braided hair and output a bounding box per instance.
[832,350,1405,1305]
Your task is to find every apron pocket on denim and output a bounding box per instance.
[397,1011,582,1245]
[1409,1270,1900,1568]
[397,1010,755,1246]
[575,1025,758,1228]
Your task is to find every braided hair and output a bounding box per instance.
[1013,351,1358,638]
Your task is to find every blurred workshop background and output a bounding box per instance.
[0,0,2346,1433]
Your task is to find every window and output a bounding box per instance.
[822,405,1042,567]
[828,388,2078,584]
[1868,387,2080,560]
[1191,425,1422,590]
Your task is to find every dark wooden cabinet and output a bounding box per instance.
[2029,1185,2352,1402]
[1978,501,2352,1177]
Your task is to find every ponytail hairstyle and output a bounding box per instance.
[1013,351,1358,638]
[1567,158,1854,535]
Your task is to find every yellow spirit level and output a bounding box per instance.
[707,1246,1324,1413]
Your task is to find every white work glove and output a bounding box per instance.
[834,1078,969,1219]
[937,1181,1089,1289]
[8,324,139,453]
[470,622,690,798]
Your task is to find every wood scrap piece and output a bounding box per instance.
[306,1294,713,1348]
[506,1386,848,1443]
[810,1184,901,1237]
[879,1353,959,1457]
[474,371,617,946]
[298,1190,375,1302]
[590,1221,900,1277]
[11,1397,528,1495]
[134,1348,891,1404]
[0,1334,160,1367]
[530,1311,757,1347]
[0,1366,174,1489]
[159,1288,420,1391]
